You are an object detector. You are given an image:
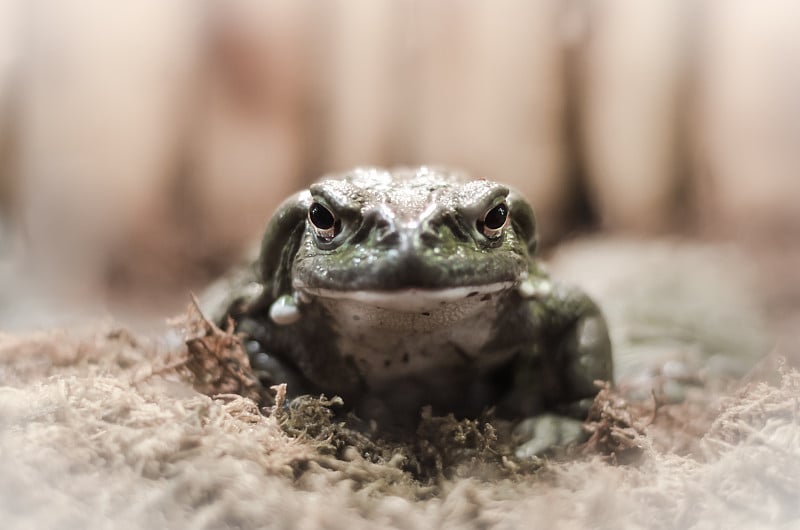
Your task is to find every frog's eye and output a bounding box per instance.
[308,202,338,241]
[480,202,509,239]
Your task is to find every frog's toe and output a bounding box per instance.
[513,414,587,458]
[247,347,307,393]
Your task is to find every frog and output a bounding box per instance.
[206,166,613,456]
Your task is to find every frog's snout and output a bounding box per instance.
[357,212,452,287]
[398,229,438,255]
[366,208,446,253]
[378,226,451,270]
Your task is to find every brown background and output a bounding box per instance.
[1,0,799,322]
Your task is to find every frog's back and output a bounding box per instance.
[330,166,473,187]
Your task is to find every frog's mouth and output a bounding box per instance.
[295,281,515,312]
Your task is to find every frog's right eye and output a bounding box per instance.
[308,202,337,241]
[479,202,509,239]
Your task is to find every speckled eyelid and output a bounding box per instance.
[309,182,361,218]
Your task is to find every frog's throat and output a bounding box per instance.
[295,281,515,312]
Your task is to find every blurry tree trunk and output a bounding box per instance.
[579,0,687,233]
[696,0,800,240]
[16,0,201,299]
[411,0,573,241]
[189,0,314,257]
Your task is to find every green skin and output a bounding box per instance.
[212,167,612,446]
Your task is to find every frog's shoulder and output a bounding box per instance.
[507,190,538,256]
[257,191,310,299]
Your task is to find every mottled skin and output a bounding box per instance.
[209,167,612,454]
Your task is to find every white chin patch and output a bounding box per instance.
[299,282,515,312]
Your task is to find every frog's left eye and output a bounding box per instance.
[308,202,338,242]
[480,202,509,239]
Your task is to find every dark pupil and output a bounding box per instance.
[484,203,508,230]
[309,203,335,230]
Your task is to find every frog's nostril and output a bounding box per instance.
[376,230,401,247]
[418,228,439,246]
[363,211,400,247]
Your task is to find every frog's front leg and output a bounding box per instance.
[505,277,613,457]
[203,267,313,402]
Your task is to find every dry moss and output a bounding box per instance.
[172,296,270,406]
[582,382,649,463]
[0,320,798,528]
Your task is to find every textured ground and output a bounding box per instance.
[1,238,798,529]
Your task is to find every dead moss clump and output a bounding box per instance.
[412,407,542,481]
[582,382,649,463]
[272,391,538,487]
[173,296,269,406]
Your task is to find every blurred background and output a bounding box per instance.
[0,0,799,333]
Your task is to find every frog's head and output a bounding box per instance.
[258,167,537,311]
